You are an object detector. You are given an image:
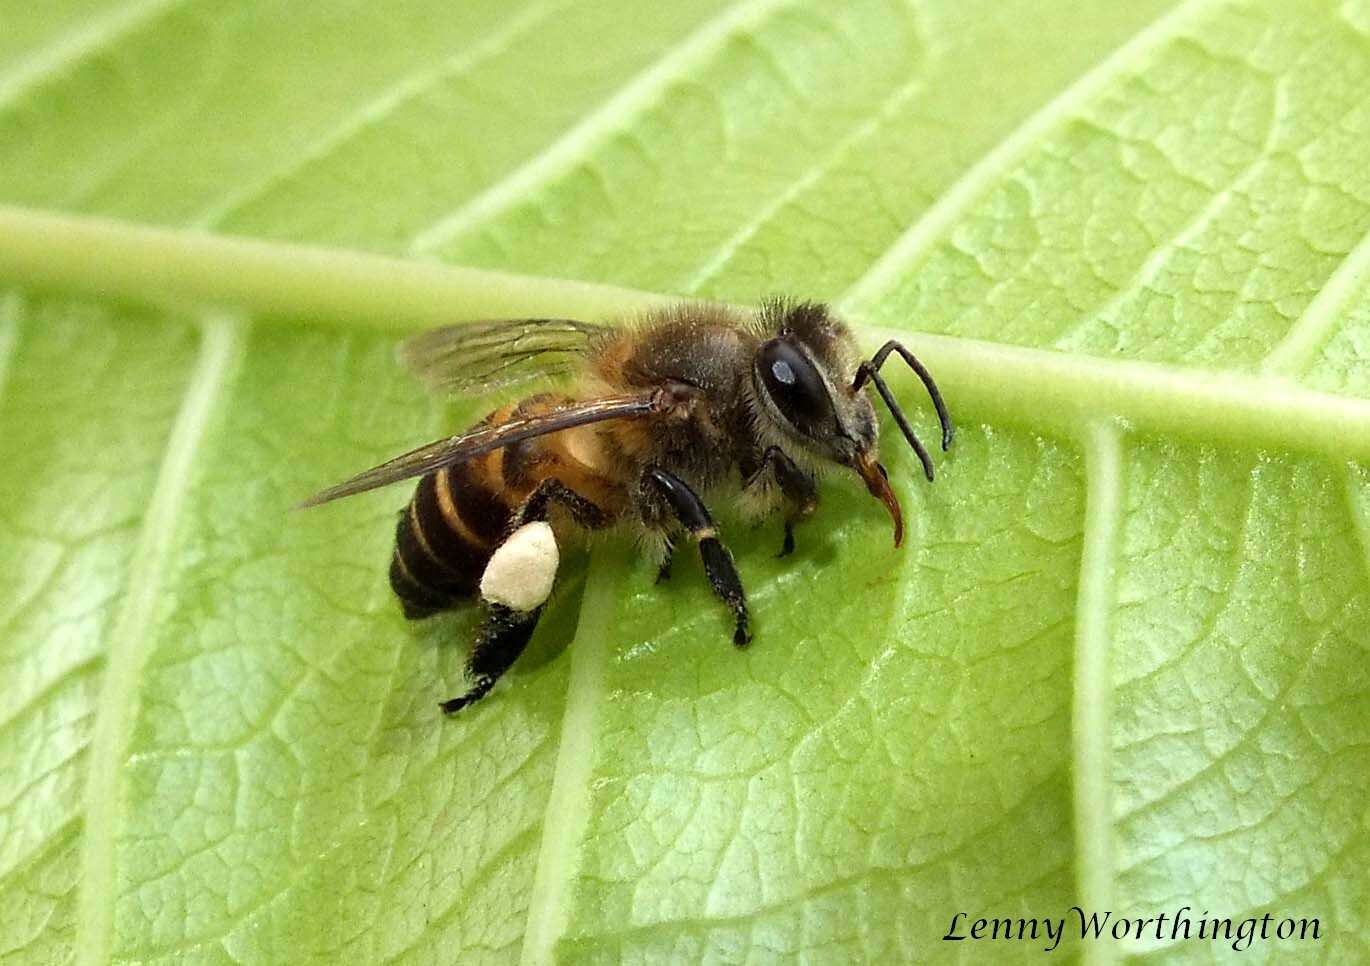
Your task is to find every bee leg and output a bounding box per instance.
[441,604,541,714]
[655,537,675,583]
[641,467,750,647]
[744,446,818,558]
[780,522,797,558]
[442,478,606,714]
[771,450,817,559]
[511,477,607,530]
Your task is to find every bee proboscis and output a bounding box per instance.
[303,300,952,712]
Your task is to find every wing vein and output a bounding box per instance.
[299,392,661,507]
[397,318,599,395]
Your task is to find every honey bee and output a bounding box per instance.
[303,300,952,713]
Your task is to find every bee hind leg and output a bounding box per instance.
[512,477,607,530]
[641,467,750,647]
[441,604,542,713]
[441,478,605,715]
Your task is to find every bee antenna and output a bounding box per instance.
[852,341,953,482]
[852,340,954,452]
[858,366,935,481]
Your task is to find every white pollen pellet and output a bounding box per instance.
[480,521,559,612]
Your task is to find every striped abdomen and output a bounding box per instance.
[389,459,512,619]
[389,393,625,618]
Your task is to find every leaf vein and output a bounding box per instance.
[0,291,20,407]
[0,0,190,114]
[8,208,1370,462]
[0,814,82,894]
[407,0,797,254]
[1264,225,1370,377]
[1072,420,1123,966]
[1052,71,1285,353]
[518,549,621,966]
[189,0,564,230]
[681,73,926,295]
[73,311,245,966]
[382,826,542,964]
[0,654,101,742]
[580,767,1072,946]
[839,0,1218,311]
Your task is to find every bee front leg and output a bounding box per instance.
[743,446,818,558]
[640,467,750,647]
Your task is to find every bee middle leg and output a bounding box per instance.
[655,536,675,583]
[743,446,818,557]
[441,477,605,715]
[640,467,750,647]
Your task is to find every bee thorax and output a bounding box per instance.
[480,522,559,612]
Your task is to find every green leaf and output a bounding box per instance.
[1,0,1368,963]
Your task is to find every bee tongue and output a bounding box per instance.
[856,453,903,548]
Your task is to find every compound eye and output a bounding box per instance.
[757,338,834,434]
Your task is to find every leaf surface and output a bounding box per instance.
[1,0,1368,963]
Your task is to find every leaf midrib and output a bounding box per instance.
[3,205,1369,462]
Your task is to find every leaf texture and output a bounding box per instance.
[0,0,1368,963]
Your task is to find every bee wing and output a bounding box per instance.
[397,318,603,396]
[299,390,666,508]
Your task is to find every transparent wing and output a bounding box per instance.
[396,318,603,396]
[299,390,665,508]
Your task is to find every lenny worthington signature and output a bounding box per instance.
[943,907,1322,953]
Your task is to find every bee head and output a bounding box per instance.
[751,300,903,545]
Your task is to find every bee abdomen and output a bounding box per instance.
[389,464,512,619]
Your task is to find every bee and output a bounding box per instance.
[302,299,952,713]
